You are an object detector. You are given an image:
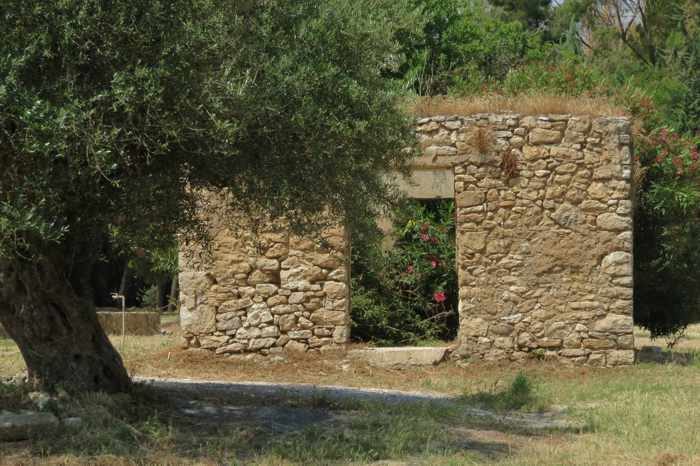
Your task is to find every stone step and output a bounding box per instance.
[348,347,449,368]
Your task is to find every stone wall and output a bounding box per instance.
[415,114,634,366]
[179,212,350,355]
[180,112,635,365]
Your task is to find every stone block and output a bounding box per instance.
[285,340,308,353]
[457,190,485,207]
[596,213,632,231]
[323,281,347,300]
[606,350,635,366]
[310,310,347,326]
[529,128,563,145]
[592,314,633,334]
[460,231,487,252]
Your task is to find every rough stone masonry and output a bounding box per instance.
[179,211,350,355]
[180,112,635,366]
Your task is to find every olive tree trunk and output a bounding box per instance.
[0,257,131,393]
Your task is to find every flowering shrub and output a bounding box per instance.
[635,128,700,337]
[351,200,458,345]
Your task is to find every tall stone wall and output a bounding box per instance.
[179,211,350,355]
[180,112,635,366]
[416,114,634,366]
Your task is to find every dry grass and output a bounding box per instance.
[2,323,700,465]
[407,95,628,118]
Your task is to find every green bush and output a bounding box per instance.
[634,129,700,337]
[351,200,458,345]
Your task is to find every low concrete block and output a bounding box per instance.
[348,347,448,368]
[97,309,161,335]
[1,311,161,338]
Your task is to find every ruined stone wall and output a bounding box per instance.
[416,114,634,366]
[179,211,350,355]
[180,112,634,365]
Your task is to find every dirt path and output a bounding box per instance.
[135,376,584,432]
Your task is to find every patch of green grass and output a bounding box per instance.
[461,372,547,413]
[261,409,465,464]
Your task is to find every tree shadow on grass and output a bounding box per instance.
[0,381,549,465]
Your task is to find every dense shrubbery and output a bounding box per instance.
[393,0,539,95]
[351,200,458,345]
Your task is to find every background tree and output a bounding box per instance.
[393,0,536,95]
[0,0,416,393]
[373,0,700,340]
[491,0,552,30]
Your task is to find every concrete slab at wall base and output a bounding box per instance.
[348,347,449,368]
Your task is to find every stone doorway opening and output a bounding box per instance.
[349,198,459,347]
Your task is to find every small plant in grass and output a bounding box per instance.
[462,372,546,412]
[504,373,533,410]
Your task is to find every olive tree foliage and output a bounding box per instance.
[0,0,416,392]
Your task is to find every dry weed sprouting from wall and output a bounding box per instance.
[500,149,519,179]
[407,95,628,117]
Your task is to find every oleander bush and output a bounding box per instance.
[351,200,458,345]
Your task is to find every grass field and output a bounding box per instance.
[1,322,699,465]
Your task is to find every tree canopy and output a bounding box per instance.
[0,0,416,392]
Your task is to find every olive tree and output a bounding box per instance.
[0,0,415,392]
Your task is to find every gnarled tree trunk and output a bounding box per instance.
[0,257,131,393]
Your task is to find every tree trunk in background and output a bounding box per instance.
[0,258,131,393]
[168,273,179,313]
[156,279,169,311]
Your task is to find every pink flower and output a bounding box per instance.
[406,264,414,273]
[430,259,440,269]
[420,233,430,242]
[434,291,446,303]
